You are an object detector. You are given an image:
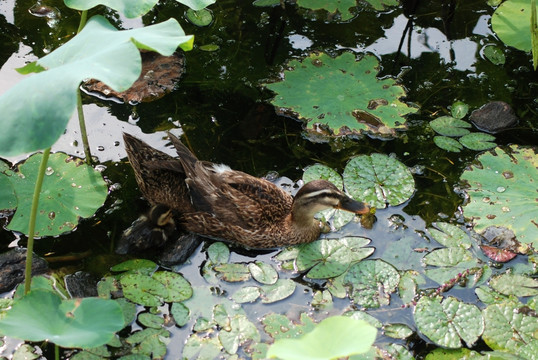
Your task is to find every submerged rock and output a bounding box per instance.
[0,248,48,293]
[470,101,518,133]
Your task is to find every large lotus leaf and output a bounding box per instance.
[296,0,357,21]
[343,153,415,209]
[344,259,400,308]
[414,296,484,348]
[460,146,538,247]
[265,53,417,138]
[0,16,193,156]
[4,152,107,236]
[483,302,538,352]
[65,0,214,17]
[0,289,124,348]
[267,316,376,360]
[491,0,537,51]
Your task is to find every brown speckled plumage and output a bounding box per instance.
[123,133,370,248]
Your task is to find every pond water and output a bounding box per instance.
[0,0,537,359]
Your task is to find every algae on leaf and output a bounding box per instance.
[460,145,538,247]
[265,52,417,139]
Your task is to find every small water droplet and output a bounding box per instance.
[48,211,55,220]
[109,183,122,191]
[496,186,506,193]
[45,167,54,175]
[71,183,77,187]
[74,206,79,211]
[502,206,510,212]
[94,165,107,172]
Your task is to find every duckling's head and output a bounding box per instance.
[291,180,370,224]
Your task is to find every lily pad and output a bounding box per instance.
[265,53,417,138]
[296,237,373,279]
[428,223,472,249]
[429,116,472,137]
[483,45,506,65]
[482,302,538,353]
[186,8,213,27]
[0,289,124,348]
[414,296,484,348]
[267,316,377,360]
[489,273,538,297]
[459,133,497,151]
[384,323,414,339]
[207,242,230,264]
[248,261,278,285]
[296,0,358,21]
[126,328,169,358]
[4,153,107,237]
[451,101,469,119]
[232,286,261,303]
[214,263,251,282]
[260,278,296,303]
[460,145,538,246]
[491,0,537,52]
[344,259,400,308]
[433,136,463,152]
[218,315,260,354]
[343,153,415,209]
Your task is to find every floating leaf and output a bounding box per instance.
[423,247,475,284]
[296,237,373,279]
[0,16,193,156]
[343,153,415,209]
[126,328,169,358]
[214,263,251,282]
[303,164,343,188]
[186,8,213,26]
[170,302,190,327]
[491,0,537,52]
[451,101,469,119]
[459,132,497,151]
[260,279,296,303]
[489,274,538,297]
[480,244,517,262]
[0,289,124,348]
[364,0,399,11]
[265,53,417,138]
[482,45,506,65]
[248,261,278,285]
[263,312,317,341]
[433,136,463,152]
[461,145,538,246]
[429,116,472,136]
[384,323,413,339]
[344,259,400,308]
[296,0,358,21]
[218,315,260,355]
[428,222,472,249]
[232,286,261,303]
[414,296,484,348]
[110,259,158,274]
[119,273,167,307]
[207,242,230,264]
[183,334,222,359]
[482,302,538,352]
[398,270,425,304]
[152,271,193,302]
[138,312,164,329]
[267,316,376,360]
[4,153,107,237]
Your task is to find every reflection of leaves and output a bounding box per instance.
[343,153,415,209]
[266,53,417,138]
[461,145,538,247]
[414,296,484,348]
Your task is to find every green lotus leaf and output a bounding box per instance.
[170,302,190,327]
[423,247,473,267]
[489,273,538,297]
[248,261,278,285]
[433,136,463,152]
[214,263,251,282]
[186,8,214,27]
[343,153,415,209]
[491,0,537,51]
[428,223,472,249]
[232,286,261,303]
[110,259,158,275]
[152,271,193,302]
[119,273,168,307]
[483,302,538,352]
[344,259,400,308]
[460,145,538,246]
[218,314,260,355]
[384,323,413,339]
[0,289,124,348]
[265,53,417,138]
[260,279,296,303]
[263,312,317,341]
[382,236,425,271]
[483,45,506,65]
[451,101,469,119]
[0,16,193,156]
[430,116,472,136]
[296,0,358,21]
[138,313,164,329]
[459,133,497,151]
[296,237,373,279]
[267,316,376,360]
[183,334,222,359]
[126,328,169,358]
[207,242,230,264]
[64,0,159,18]
[364,0,399,11]
[4,152,107,237]
[414,296,484,348]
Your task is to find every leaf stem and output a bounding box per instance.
[76,10,88,34]
[24,147,51,294]
[77,88,93,165]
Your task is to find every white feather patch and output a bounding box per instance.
[212,163,232,173]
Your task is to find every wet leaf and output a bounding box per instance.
[429,116,472,136]
[344,259,400,308]
[428,222,473,249]
[207,242,230,264]
[0,16,192,156]
[260,279,296,303]
[489,273,538,297]
[170,302,190,327]
[296,237,373,279]
[120,273,167,307]
[126,328,169,358]
[433,136,463,152]
[267,316,376,360]
[265,53,417,138]
[186,8,213,26]
[482,45,506,65]
[491,0,536,51]
[451,101,469,119]
[248,261,278,285]
[398,270,424,304]
[384,323,413,339]
[423,247,473,267]
[183,334,222,359]
[414,296,484,348]
[459,133,496,151]
[214,263,251,282]
[461,145,538,247]
[311,290,333,309]
[474,286,510,305]
[232,286,261,303]
[262,312,317,341]
[218,315,260,355]
[0,289,124,348]
[152,271,193,302]
[482,302,538,352]
[343,153,415,209]
[3,153,107,237]
[138,312,164,329]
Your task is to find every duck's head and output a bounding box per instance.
[291,179,370,224]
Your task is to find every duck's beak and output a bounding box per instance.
[336,196,371,215]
